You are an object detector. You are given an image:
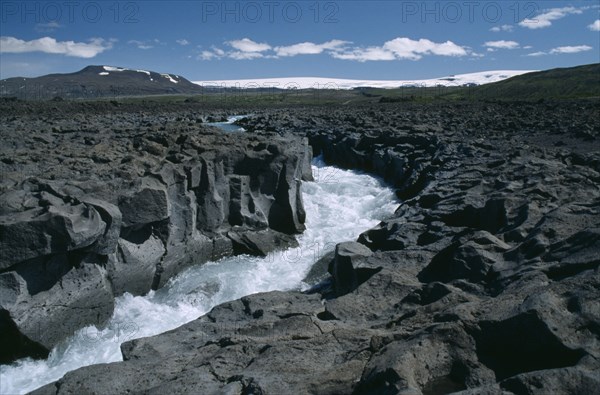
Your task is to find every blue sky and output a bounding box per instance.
[1,1,599,80]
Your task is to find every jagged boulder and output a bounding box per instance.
[0,258,114,363]
[329,241,373,296]
[108,236,165,296]
[418,231,511,284]
[118,177,170,227]
[79,197,122,255]
[227,229,298,257]
[0,201,106,269]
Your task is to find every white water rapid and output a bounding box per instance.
[0,158,398,394]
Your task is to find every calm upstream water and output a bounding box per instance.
[206,114,248,132]
[0,157,398,395]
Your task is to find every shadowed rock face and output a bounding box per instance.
[5,100,600,394]
[0,108,312,363]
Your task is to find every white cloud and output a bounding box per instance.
[550,45,592,54]
[199,50,217,60]
[176,39,190,46]
[217,38,272,60]
[228,51,265,60]
[519,6,582,29]
[526,45,593,56]
[35,21,62,33]
[589,20,600,31]
[484,40,520,49]
[197,46,227,61]
[490,24,514,32]
[331,46,396,62]
[128,40,153,50]
[383,38,467,59]
[198,36,468,62]
[227,38,271,53]
[274,40,349,57]
[128,39,164,49]
[0,36,113,58]
[330,38,468,62]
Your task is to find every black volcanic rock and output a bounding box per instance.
[227,229,299,257]
[0,198,106,268]
[1,96,599,394]
[0,106,312,363]
[28,100,600,395]
[329,241,373,296]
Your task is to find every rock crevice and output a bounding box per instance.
[0,115,312,363]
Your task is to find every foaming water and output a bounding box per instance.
[0,159,398,394]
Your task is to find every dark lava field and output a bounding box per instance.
[1,97,599,394]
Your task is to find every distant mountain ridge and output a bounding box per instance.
[464,63,600,100]
[0,65,204,99]
[1,64,598,100]
[0,66,534,100]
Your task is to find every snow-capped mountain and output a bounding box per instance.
[0,66,203,99]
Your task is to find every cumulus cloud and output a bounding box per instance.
[490,24,514,32]
[198,46,227,61]
[176,39,190,46]
[227,38,271,53]
[128,39,165,49]
[525,51,547,57]
[519,6,582,29]
[589,19,600,31]
[228,51,266,60]
[35,21,62,33]
[383,38,468,59]
[128,40,153,50]
[333,37,468,62]
[0,36,113,58]
[198,37,469,62]
[484,40,520,49]
[526,45,592,56]
[212,47,225,56]
[331,46,396,61]
[550,45,592,54]
[274,40,349,57]
[199,50,218,60]
[205,38,272,60]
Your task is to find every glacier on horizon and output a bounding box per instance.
[193,70,537,90]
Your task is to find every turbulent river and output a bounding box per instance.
[0,158,398,394]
